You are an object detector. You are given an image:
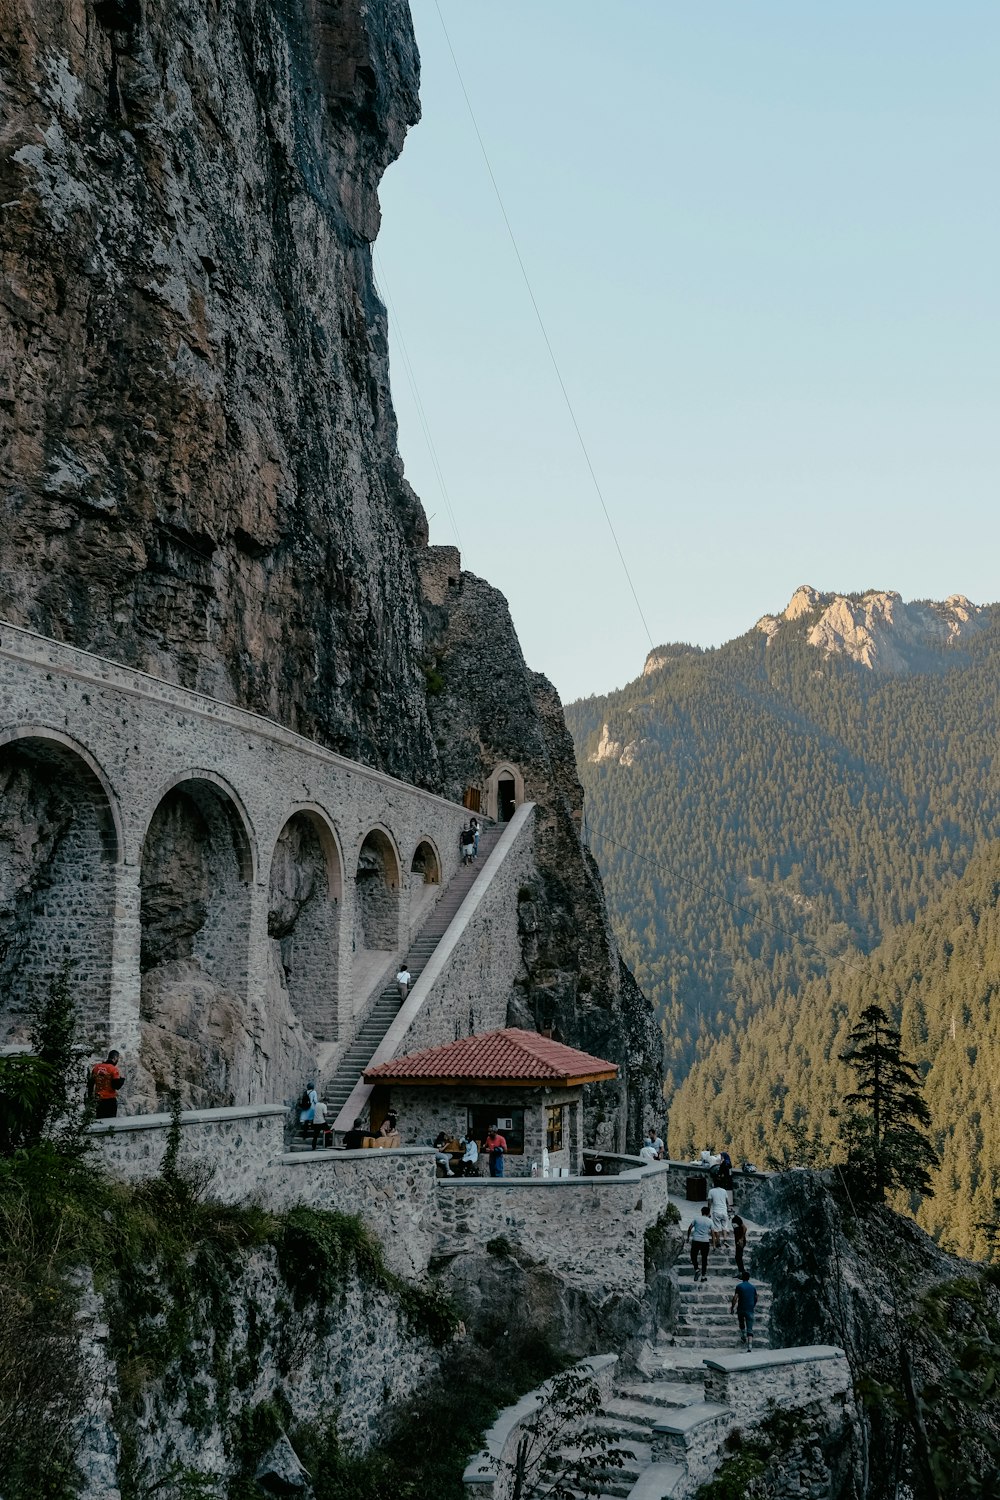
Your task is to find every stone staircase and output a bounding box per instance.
[540,1245,774,1499]
[319,824,504,1128]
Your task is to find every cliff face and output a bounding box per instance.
[1,0,660,1137]
[1,0,433,776]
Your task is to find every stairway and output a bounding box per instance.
[539,1230,774,1498]
[320,824,505,1126]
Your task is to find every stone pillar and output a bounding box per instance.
[108,857,142,1061]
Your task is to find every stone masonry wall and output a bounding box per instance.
[434,1161,672,1299]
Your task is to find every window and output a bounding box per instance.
[467,1105,525,1155]
[546,1105,564,1154]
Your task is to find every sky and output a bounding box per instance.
[376,1,1000,704]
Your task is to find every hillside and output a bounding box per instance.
[565,588,1000,1121]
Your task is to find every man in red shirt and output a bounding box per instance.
[89,1050,124,1118]
[485,1126,507,1177]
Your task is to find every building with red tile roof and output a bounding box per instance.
[363,1029,618,1177]
[363,1027,618,1088]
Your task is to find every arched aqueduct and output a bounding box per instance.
[0,624,475,1082]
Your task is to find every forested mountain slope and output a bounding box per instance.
[565,591,1000,1113]
[674,841,1000,1259]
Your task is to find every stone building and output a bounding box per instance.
[363,1027,618,1176]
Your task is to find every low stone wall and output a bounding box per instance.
[463,1355,617,1499]
[664,1160,775,1216]
[701,1345,850,1429]
[89,1104,287,1202]
[271,1147,438,1279]
[435,1160,672,1298]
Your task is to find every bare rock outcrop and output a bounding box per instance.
[755,585,988,673]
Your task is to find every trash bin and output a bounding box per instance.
[686,1175,708,1202]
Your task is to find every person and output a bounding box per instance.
[298,1081,318,1137]
[732,1214,749,1279]
[686,1204,712,1282]
[311,1098,331,1150]
[699,1145,721,1167]
[396,963,411,1002]
[460,1135,480,1176]
[731,1272,759,1351]
[639,1131,659,1164]
[379,1110,399,1141]
[88,1050,124,1119]
[343,1116,366,1150]
[469,817,480,858]
[708,1181,731,1248]
[433,1131,454,1176]
[715,1150,735,1208]
[486,1126,507,1178]
[651,1127,666,1160]
[460,827,475,865]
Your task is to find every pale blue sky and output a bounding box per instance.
[376,2,1000,703]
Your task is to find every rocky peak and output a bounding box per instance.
[755,586,989,673]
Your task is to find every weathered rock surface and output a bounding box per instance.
[755,585,988,673]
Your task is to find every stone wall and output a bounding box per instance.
[663,1160,775,1216]
[434,1161,672,1298]
[700,1346,850,1431]
[0,624,473,1107]
[89,1104,288,1200]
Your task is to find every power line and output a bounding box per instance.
[374,249,462,549]
[432,0,654,649]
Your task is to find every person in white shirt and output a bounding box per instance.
[686,1205,713,1281]
[641,1128,665,1164]
[311,1098,329,1151]
[707,1183,731,1248]
[460,1136,479,1176]
[396,965,411,1001]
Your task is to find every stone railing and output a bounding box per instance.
[89,1104,287,1202]
[651,1345,850,1493]
[333,802,537,1130]
[582,1148,649,1177]
[434,1159,672,1298]
[462,1355,617,1499]
[700,1344,850,1428]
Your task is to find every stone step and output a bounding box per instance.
[618,1380,704,1409]
[625,1461,687,1499]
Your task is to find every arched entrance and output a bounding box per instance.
[268,809,343,1041]
[354,828,401,955]
[0,732,119,1048]
[487,763,525,823]
[139,777,253,1102]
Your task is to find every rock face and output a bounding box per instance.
[1,0,432,777]
[756,585,988,673]
[0,1,660,1139]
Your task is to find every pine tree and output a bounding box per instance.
[838,1003,939,1203]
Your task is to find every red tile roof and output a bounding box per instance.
[364,1028,618,1087]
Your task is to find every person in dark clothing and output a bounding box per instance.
[343,1117,366,1150]
[732,1214,749,1278]
[731,1273,759,1351]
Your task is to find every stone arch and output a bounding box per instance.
[487,762,525,823]
[410,838,441,885]
[139,776,253,1004]
[354,826,401,954]
[0,730,120,1048]
[268,808,343,1041]
[140,769,256,883]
